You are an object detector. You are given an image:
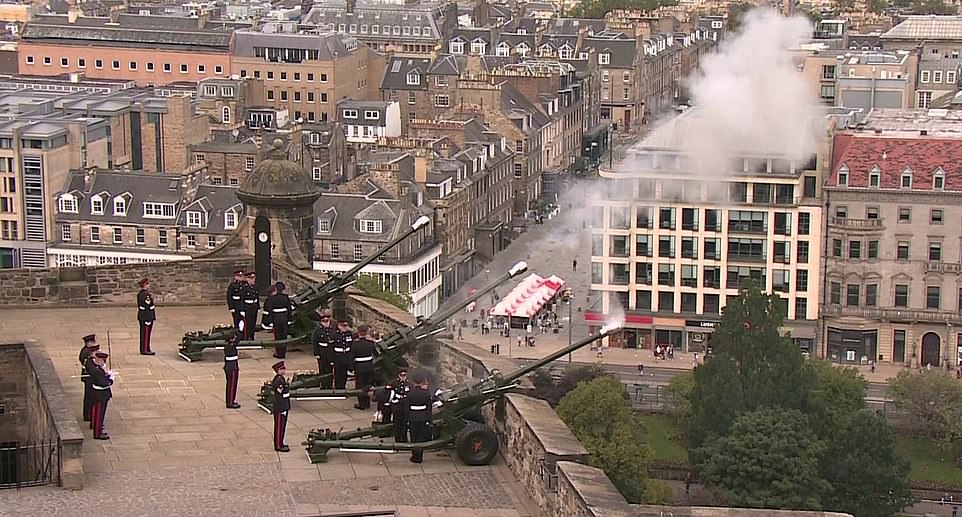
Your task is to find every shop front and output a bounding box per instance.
[584,311,653,349]
[827,327,877,364]
[685,319,719,353]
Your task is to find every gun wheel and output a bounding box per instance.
[454,422,498,466]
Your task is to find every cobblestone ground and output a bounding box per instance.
[0,306,535,517]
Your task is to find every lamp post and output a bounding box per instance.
[568,294,573,362]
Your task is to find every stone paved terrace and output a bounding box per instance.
[0,306,537,517]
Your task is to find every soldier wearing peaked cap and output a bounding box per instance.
[263,282,296,359]
[331,319,354,390]
[271,361,291,452]
[79,334,99,426]
[224,330,241,409]
[136,278,156,355]
[88,351,114,440]
[227,270,245,330]
[311,310,335,389]
[351,324,379,410]
[239,272,260,341]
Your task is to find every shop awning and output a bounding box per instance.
[489,273,566,318]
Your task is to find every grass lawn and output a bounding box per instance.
[895,434,962,484]
[638,413,688,463]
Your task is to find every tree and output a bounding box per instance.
[354,274,411,311]
[697,408,832,510]
[807,360,868,437]
[663,371,694,422]
[568,0,678,19]
[557,376,667,503]
[687,285,814,452]
[531,364,608,407]
[888,369,962,442]
[726,3,754,33]
[912,0,957,14]
[868,0,888,13]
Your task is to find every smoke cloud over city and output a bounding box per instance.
[680,9,822,176]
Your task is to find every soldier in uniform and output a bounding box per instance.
[270,361,291,452]
[136,278,156,355]
[223,330,241,409]
[79,334,99,426]
[311,311,335,389]
[88,351,114,440]
[331,319,354,390]
[227,270,244,329]
[351,325,379,410]
[406,372,434,463]
[239,272,260,341]
[389,369,411,442]
[263,282,295,359]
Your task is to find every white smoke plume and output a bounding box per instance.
[680,9,821,176]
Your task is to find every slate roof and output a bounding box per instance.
[428,54,467,75]
[848,33,882,50]
[314,192,403,243]
[233,30,359,59]
[500,81,549,130]
[881,15,962,41]
[829,133,962,191]
[22,14,233,50]
[583,36,636,68]
[381,56,431,90]
[55,169,184,225]
[179,185,245,235]
[544,18,606,36]
[302,0,445,41]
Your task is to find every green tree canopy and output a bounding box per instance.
[354,274,411,311]
[888,369,962,442]
[556,376,669,504]
[697,408,831,510]
[568,0,678,19]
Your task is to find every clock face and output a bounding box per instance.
[257,231,269,243]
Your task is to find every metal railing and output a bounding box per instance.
[823,305,962,324]
[926,262,962,274]
[0,439,59,489]
[829,217,883,229]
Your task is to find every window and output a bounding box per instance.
[868,240,878,259]
[112,60,120,70]
[158,229,168,247]
[798,212,810,235]
[25,55,33,64]
[681,237,698,259]
[837,167,848,186]
[208,236,217,248]
[703,266,721,289]
[835,206,848,219]
[921,70,931,83]
[145,62,153,71]
[128,61,137,71]
[186,211,202,228]
[187,235,196,248]
[354,243,363,261]
[934,172,945,190]
[918,91,933,109]
[797,241,809,263]
[180,64,188,73]
[796,270,808,292]
[659,207,675,230]
[774,212,791,235]
[113,197,127,216]
[636,290,652,311]
[898,207,911,222]
[658,235,674,258]
[471,41,485,54]
[897,241,910,260]
[704,209,721,231]
[894,285,909,307]
[222,106,231,124]
[61,224,71,242]
[91,196,104,215]
[136,228,145,245]
[113,227,122,244]
[58,195,77,213]
[60,57,68,67]
[449,40,464,54]
[703,238,721,260]
[224,211,237,230]
[90,226,100,243]
[929,242,942,261]
[43,56,51,65]
[794,298,808,320]
[849,240,861,259]
[869,169,880,187]
[163,63,171,72]
[681,265,697,288]
[359,219,382,233]
[143,202,175,218]
[598,53,610,65]
[704,294,720,315]
[657,292,674,312]
[927,286,941,309]
[867,206,879,219]
[832,239,842,257]
[931,209,944,224]
[680,293,697,313]
[407,91,416,105]
[635,262,653,284]
[830,281,841,305]
[773,270,790,292]
[246,156,255,171]
[681,208,699,231]
[434,95,450,108]
[204,85,217,96]
[934,70,944,83]
[822,64,836,80]
[901,170,913,189]
[846,284,859,306]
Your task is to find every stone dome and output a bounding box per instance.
[236,139,322,206]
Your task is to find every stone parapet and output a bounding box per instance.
[630,507,854,517]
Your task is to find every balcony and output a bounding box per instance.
[926,262,962,274]
[823,305,962,324]
[829,217,882,230]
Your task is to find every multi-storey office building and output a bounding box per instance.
[592,109,823,353]
[823,108,962,368]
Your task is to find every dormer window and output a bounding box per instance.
[90,195,104,215]
[450,40,464,54]
[471,40,486,55]
[517,43,529,57]
[224,210,237,230]
[344,109,359,119]
[599,52,611,65]
[559,46,572,60]
[310,132,322,145]
[186,211,202,228]
[58,194,77,213]
[496,42,509,57]
[364,110,380,119]
[869,166,880,188]
[406,71,420,85]
[113,197,127,216]
[204,85,216,96]
[837,166,848,186]
[901,168,913,189]
[318,218,331,233]
[934,170,945,190]
[359,219,382,233]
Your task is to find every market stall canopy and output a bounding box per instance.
[488,273,566,318]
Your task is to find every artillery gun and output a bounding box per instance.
[177,216,431,361]
[303,321,623,465]
[256,261,530,412]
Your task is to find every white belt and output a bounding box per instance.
[409,405,427,410]
[225,356,238,361]
[281,393,290,398]
[92,385,110,390]
[333,348,347,353]
[231,296,241,300]
[355,356,373,362]
[243,299,257,304]
[272,308,288,313]
[138,306,147,310]
[316,342,328,347]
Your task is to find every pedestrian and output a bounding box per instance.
[227,270,244,330]
[572,259,577,271]
[332,319,354,389]
[457,327,463,340]
[406,373,435,463]
[264,282,295,359]
[390,369,411,442]
[136,277,156,355]
[351,325,378,410]
[517,335,523,347]
[87,351,113,440]
[240,272,260,341]
[79,334,99,427]
[311,310,335,389]
[637,363,645,376]
[270,361,291,452]
[223,331,241,409]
